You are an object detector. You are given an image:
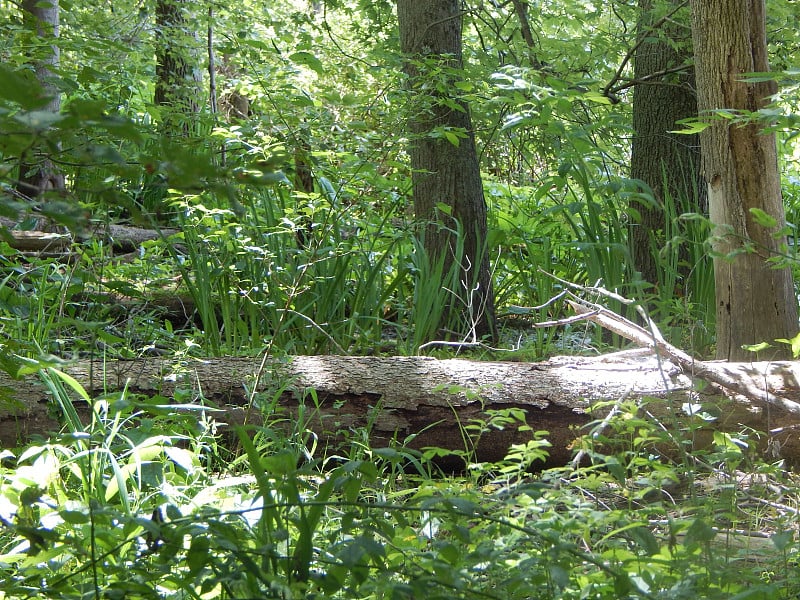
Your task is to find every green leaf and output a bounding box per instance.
[604,456,626,484]
[371,447,401,460]
[713,431,745,453]
[547,564,570,588]
[443,130,460,146]
[557,161,572,177]
[438,542,461,565]
[48,368,91,402]
[671,118,711,134]
[15,355,61,377]
[776,332,800,358]
[742,341,772,353]
[627,526,660,556]
[502,113,526,130]
[507,305,534,315]
[20,485,44,506]
[187,535,210,576]
[104,456,133,509]
[0,64,48,109]
[60,507,89,524]
[738,71,779,83]
[448,497,479,515]
[435,202,452,216]
[290,51,325,75]
[239,38,270,51]
[772,530,794,551]
[164,446,196,472]
[684,518,715,547]
[749,207,778,228]
[581,90,613,105]
[262,449,297,475]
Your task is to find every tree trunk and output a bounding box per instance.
[4,353,800,468]
[16,0,65,199]
[630,0,702,286]
[397,0,498,343]
[690,0,798,361]
[510,0,543,69]
[154,0,201,135]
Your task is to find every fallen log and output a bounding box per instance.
[2,230,72,253]
[567,298,800,415]
[2,223,178,254]
[2,352,800,467]
[102,224,179,253]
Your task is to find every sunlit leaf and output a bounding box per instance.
[671,119,711,134]
[443,130,460,146]
[581,90,613,104]
[742,341,771,353]
[749,207,778,228]
[290,51,325,75]
[164,446,196,472]
[776,332,800,358]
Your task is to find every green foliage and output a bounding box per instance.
[2,0,800,597]
[2,366,799,599]
[645,184,716,355]
[163,177,410,355]
[0,0,743,359]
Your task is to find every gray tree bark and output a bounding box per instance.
[16,0,65,199]
[397,0,498,343]
[690,0,798,360]
[154,0,201,135]
[631,0,702,286]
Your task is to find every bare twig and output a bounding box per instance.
[601,0,690,101]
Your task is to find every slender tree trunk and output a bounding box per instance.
[630,0,701,286]
[397,0,497,343]
[154,0,200,135]
[147,0,201,220]
[690,0,798,360]
[510,0,544,69]
[16,0,65,199]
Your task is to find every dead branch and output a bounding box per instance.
[566,298,800,415]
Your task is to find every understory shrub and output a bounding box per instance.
[1,365,797,599]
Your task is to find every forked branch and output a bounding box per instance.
[564,296,800,415]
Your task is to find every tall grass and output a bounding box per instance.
[171,183,410,355]
[483,158,717,357]
[650,187,715,354]
[406,224,467,352]
[506,159,640,350]
[555,161,633,298]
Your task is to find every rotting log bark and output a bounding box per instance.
[2,223,178,254]
[102,224,179,253]
[2,231,72,252]
[3,352,800,468]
